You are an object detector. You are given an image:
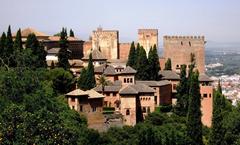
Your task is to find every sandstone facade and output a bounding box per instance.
[138,29,158,57]
[163,36,205,74]
[92,27,119,60]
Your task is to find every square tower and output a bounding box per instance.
[92,27,119,60]
[138,29,158,56]
[163,36,206,74]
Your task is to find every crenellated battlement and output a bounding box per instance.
[164,35,205,40]
[138,29,158,34]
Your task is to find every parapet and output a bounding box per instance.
[138,29,158,34]
[164,35,205,40]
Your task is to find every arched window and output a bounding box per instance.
[126,109,130,115]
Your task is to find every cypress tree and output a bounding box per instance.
[5,25,14,66]
[85,53,96,89]
[126,41,136,67]
[132,43,140,70]
[50,61,55,69]
[136,47,149,80]
[174,64,189,116]
[58,28,70,70]
[209,81,226,145]
[186,71,203,145]
[164,58,172,70]
[0,32,7,59]
[148,44,160,80]
[78,68,87,90]
[25,33,47,68]
[13,29,23,51]
[69,29,75,37]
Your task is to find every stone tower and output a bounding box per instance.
[163,36,206,74]
[92,27,119,60]
[138,29,158,57]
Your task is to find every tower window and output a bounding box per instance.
[126,109,130,115]
[189,41,191,46]
[181,41,183,45]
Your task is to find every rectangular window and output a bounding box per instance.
[124,78,126,83]
[173,84,177,90]
[209,94,212,98]
[71,97,75,102]
[142,107,146,113]
[80,105,83,112]
[127,78,129,83]
[154,96,157,104]
[113,93,117,97]
[130,78,133,83]
[203,94,208,98]
[92,107,97,112]
[106,93,110,96]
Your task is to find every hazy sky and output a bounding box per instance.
[1,0,240,45]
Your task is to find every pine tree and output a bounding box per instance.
[136,47,149,80]
[186,71,203,145]
[58,28,70,70]
[126,41,136,67]
[209,81,226,145]
[69,29,75,37]
[78,68,87,90]
[5,25,14,66]
[164,58,172,70]
[0,32,7,59]
[148,44,160,80]
[85,53,96,89]
[13,29,23,51]
[174,64,189,116]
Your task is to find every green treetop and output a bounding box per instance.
[58,28,70,70]
[136,47,149,80]
[85,53,96,89]
[174,64,189,116]
[0,32,7,59]
[69,29,75,37]
[126,41,136,67]
[186,71,203,145]
[164,58,172,70]
[13,29,23,51]
[148,44,160,80]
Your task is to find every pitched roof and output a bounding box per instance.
[85,90,104,99]
[47,48,71,54]
[119,84,155,95]
[47,48,60,54]
[159,70,180,80]
[66,89,104,99]
[136,80,171,87]
[66,89,88,96]
[103,65,116,75]
[82,49,107,60]
[94,85,122,92]
[120,66,137,74]
[199,74,213,82]
[94,64,116,75]
[48,36,79,41]
[14,27,49,37]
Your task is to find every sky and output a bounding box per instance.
[1,0,240,47]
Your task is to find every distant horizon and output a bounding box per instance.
[1,0,240,47]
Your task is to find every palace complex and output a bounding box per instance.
[14,27,213,127]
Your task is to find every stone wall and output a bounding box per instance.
[119,43,131,61]
[92,28,119,60]
[138,29,158,57]
[163,36,205,74]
